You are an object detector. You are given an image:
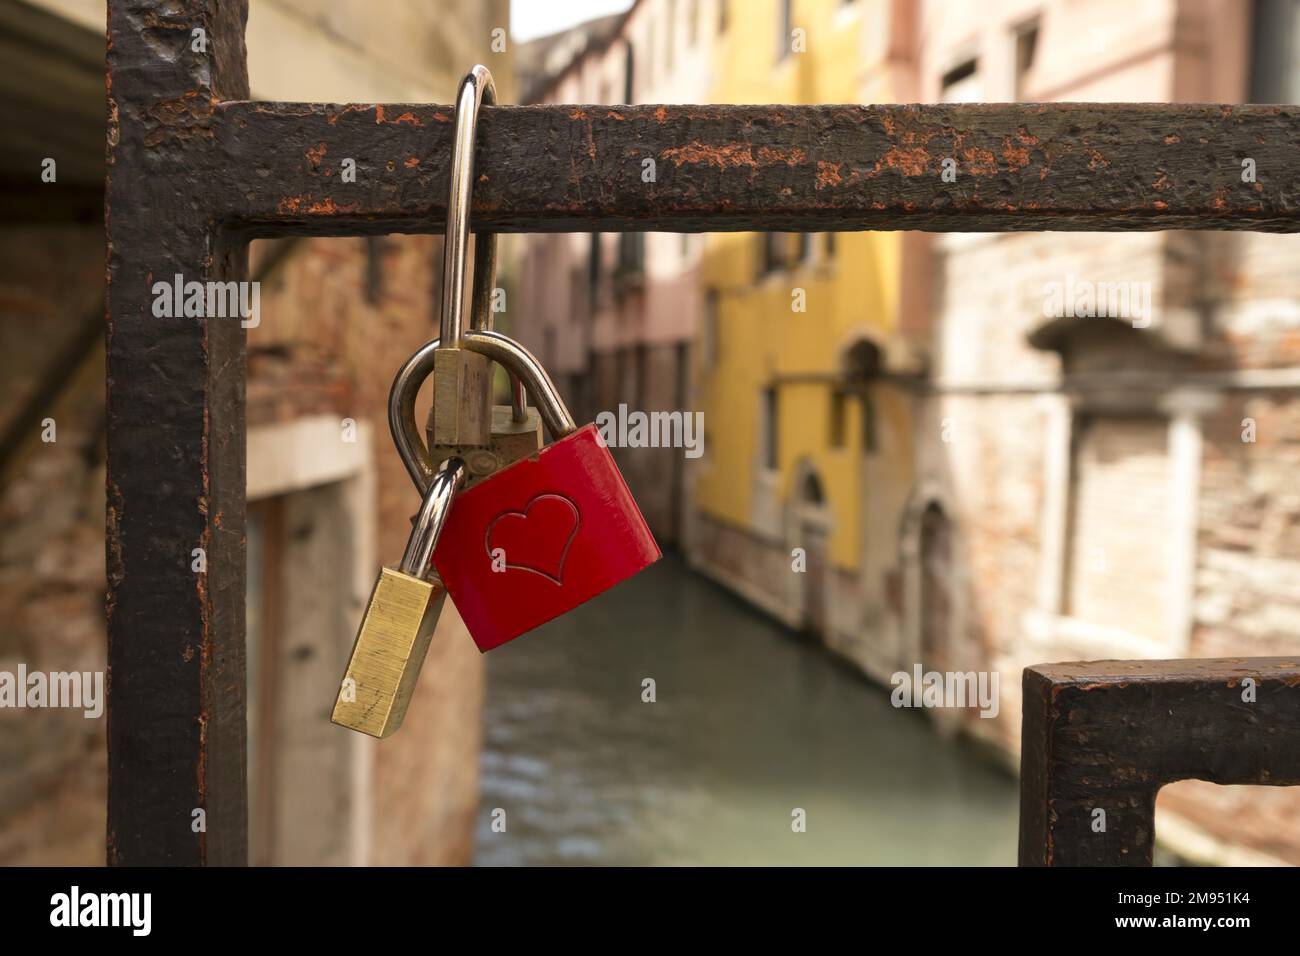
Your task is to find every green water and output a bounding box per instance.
[474,555,1018,865]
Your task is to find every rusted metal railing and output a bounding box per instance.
[106,0,1300,864]
[1019,659,1300,865]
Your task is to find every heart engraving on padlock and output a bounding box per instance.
[485,493,580,585]
[436,420,661,652]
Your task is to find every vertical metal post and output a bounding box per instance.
[106,0,250,865]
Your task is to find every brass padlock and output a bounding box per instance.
[331,458,465,738]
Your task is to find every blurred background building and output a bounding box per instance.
[512,0,715,544]
[1,0,1298,866]
[513,0,1300,865]
[0,0,508,865]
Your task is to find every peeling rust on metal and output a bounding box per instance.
[375,105,425,126]
[661,141,761,169]
[1020,658,1300,866]
[194,101,1300,235]
[143,91,217,147]
[276,194,356,216]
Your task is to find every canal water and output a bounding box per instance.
[473,555,1018,865]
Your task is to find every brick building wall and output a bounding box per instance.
[0,225,108,864]
[247,234,487,866]
[905,0,1300,863]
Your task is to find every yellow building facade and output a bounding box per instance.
[692,0,911,651]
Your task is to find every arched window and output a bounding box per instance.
[840,339,883,452]
[841,339,882,380]
[801,470,825,505]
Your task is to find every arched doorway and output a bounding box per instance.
[794,463,830,637]
[918,502,953,673]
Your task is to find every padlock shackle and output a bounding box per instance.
[399,457,466,578]
[464,329,578,434]
[441,65,496,347]
[389,330,578,494]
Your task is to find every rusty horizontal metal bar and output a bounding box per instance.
[1019,658,1300,866]
[192,101,1300,235]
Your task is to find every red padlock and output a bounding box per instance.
[430,330,661,650]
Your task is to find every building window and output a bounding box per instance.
[758,233,811,276]
[1251,0,1300,101]
[762,386,779,470]
[941,57,980,102]
[795,233,811,265]
[801,470,825,504]
[1014,19,1040,100]
[588,233,601,303]
[569,263,584,330]
[544,327,558,369]
[829,390,847,448]
[635,343,649,410]
[363,236,385,304]
[758,233,781,277]
[623,41,635,103]
[666,0,676,71]
[618,347,636,406]
[841,340,880,452]
[618,231,645,275]
[777,0,794,62]
[646,21,655,87]
[703,289,721,369]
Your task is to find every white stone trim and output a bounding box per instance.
[1021,608,1175,661]
[247,414,372,501]
[1155,807,1292,867]
[1160,390,1214,657]
[929,366,1300,394]
[1035,394,1071,616]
